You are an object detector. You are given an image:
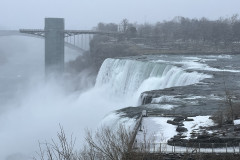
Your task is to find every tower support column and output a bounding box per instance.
[45,18,64,76]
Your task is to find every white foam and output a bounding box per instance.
[175,57,240,73]
[99,112,136,131]
[184,96,206,100]
[147,104,178,110]
[207,55,232,59]
[152,96,180,103]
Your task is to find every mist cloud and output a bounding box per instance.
[1,0,240,29]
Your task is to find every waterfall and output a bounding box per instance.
[0,55,212,159]
[95,58,212,105]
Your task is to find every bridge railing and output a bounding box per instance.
[134,142,240,154]
[19,29,45,32]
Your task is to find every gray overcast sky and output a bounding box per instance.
[1,0,240,30]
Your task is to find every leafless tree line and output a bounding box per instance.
[33,124,155,160]
[96,14,240,45]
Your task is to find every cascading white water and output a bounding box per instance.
[96,58,212,105]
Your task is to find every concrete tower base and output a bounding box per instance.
[45,18,64,76]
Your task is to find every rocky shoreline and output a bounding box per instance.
[166,116,240,147]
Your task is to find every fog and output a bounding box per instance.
[1,0,240,29]
[1,0,240,159]
[0,36,129,159]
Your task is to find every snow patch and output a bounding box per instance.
[234,119,240,125]
[183,116,215,139]
[136,117,177,143]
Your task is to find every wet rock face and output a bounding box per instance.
[140,94,153,105]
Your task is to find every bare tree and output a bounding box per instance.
[34,124,157,160]
[224,82,234,124]
[120,19,129,33]
[83,125,133,160]
[34,125,79,160]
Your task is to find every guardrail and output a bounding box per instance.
[134,142,240,154]
[129,115,143,150]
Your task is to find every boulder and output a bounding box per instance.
[173,116,185,122]
[234,127,240,131]
[197,134,211,139]
[167,120,179,125]
[176,126,188,132]
[209,137,222,143]
[185,118,194,121]
[178,123,184,126]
